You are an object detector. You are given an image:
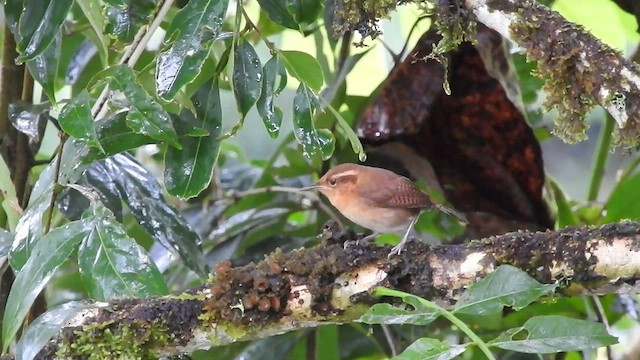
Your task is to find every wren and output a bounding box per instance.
[301,163,466,256]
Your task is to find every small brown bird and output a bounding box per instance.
[301,163,465,256]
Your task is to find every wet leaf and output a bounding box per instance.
[15,301,102,360]
[25,31,61,102]
[83,154,207,276]
[316,128,335,160]
[292,84,322,158]
[285,0,322,26]
[104,0,155,44]
[156,0,229,101]
[490,315,618,353]
[279,50,323,91]
[76,0,109,65]
[0,229,13,257]
[2,219,92,352]
[604,172,640,222]
[98,65,179,148]
[8,101,49,151]
[257,55,287,138]
[454,265,557,316]
[396,338,466,360]
[78,203,169,301]
[15,0,72,63]
[87,111,156,160]
[360,301,440,326]
[233,39,263,119]
[256,0,298,29]
[10,141,90,270]
[165,79,222,199]
[58,91,104,152]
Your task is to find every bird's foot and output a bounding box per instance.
[343,232,380,250]
[388,237,414,258]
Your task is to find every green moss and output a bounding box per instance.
[55,319,170,359]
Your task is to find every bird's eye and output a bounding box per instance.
[329,178,337,186]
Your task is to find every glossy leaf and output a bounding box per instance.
[454,265,557,316]
[165,79,222,199]
[604,172,640,222]
[10,141,90,270]
[316,128,335,160]
[78,203,169,301]
[550,180,579,227]
[58,91,103,152]
[84,154,207,276]
[279,50,324,91]
[396,338,466,360]
[0,229,13,257]
[233,39,263,118]
[76,0,109,65]
[2,219,92,352]
[8,101,49,152]
[99,65,180,147]
[15,0,72,63]
[87,111,156,160]
[256,0,298,29]
[16,301,102,360]
[257,55,287,138]
[26,31,61,102]
[292,84,322,158]
[156,0,229,101]
[285,0,322,26]
[104,0,155,43]
[490,315,618,353]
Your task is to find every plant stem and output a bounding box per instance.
[587,114,614,201]
[43,135,67,235]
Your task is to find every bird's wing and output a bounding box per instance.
[362,176,434,209]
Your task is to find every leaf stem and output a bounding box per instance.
[43,134,67,235]
[587,114,614,201]
[240,6,276,53]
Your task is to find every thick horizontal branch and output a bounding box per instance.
[462,0,640,141]
[29,222,640,359]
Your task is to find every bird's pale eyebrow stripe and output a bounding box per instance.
[334,170,358,178]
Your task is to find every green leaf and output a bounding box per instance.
[396,338,466,360]
[25,32,61,102]
[292,84,322,158]
[156,0,230,101]
[58,91,104,152]
[549,179,579,227]
[83,154,207,277]
[98,65,180,148]
[165,79,223,199]
[0,154,21,232]
[78,203,169,301]
[15,301,101,360]
[454,265,557,316]
[10,141,91,270]
[15,0,72,63]
[256,0,298,29]
[490,315,618,353]
[0,229,14,257]
[233,39,263,119]
[104,0,155,44]
[76,0,109,66]
[359,301,439,326]
[604,172,640,222]
[2,219,92,352]
[316,128,335,160]
[279,50,324,91]
[87,112,156,160]
[285,0,322,26]
[257,55,287,138]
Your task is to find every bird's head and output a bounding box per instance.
[300,163,363,202]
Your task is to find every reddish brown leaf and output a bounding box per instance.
[357,24,553,236]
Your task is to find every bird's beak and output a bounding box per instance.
[299,184,326,192]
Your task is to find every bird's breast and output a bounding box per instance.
[330,196,416,234]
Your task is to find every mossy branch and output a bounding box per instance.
[461,0,640,145]
[16,221,640,359]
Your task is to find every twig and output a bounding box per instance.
[224,185,342,226]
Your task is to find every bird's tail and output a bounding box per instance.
[434,204,468,224]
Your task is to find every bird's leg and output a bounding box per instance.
[388,216,419,257]
[344,231,380,250]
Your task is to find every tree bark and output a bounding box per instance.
[22,221,640,359]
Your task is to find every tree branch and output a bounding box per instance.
[23,221,640,359]
[461,0,640,143]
